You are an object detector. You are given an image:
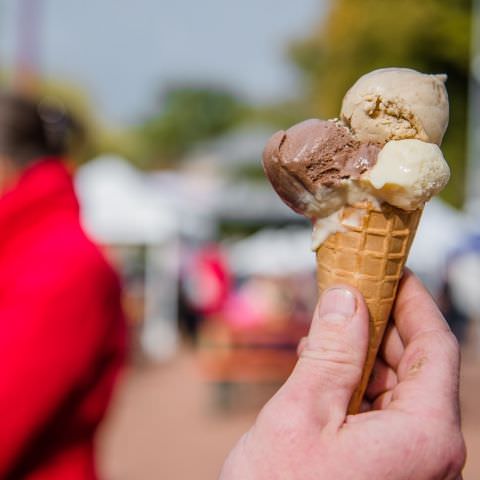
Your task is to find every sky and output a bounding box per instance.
[0,0,327,125]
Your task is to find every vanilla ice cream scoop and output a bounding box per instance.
[363,139,450,210]
[341,68,449,146]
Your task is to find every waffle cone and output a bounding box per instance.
[315,202,422,414]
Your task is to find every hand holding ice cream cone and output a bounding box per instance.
[221,272,465,479]
[262,67,450,413]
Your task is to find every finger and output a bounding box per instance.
[372,390,393,410]
[393,269,450,345]
[285,286,369,428]
[380,323,404,371]
[388,271,460,421]
[365,357,397,400]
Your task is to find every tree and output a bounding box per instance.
[136,85,246,168]
[288,0,472,207]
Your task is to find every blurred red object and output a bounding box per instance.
[0,159,125,479]
[182,244,231,316]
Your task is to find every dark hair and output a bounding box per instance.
[0,92,75,167]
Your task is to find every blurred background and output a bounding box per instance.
[1,0,480,478]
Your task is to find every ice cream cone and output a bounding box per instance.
[315,201,422,414]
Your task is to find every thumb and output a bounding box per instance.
[288,286,369,427]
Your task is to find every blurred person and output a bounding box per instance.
[0,93,125,479]
[179,244,231,342]
[221,271,466,479]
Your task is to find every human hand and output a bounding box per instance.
[220,271,466,479]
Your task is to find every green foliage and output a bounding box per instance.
[136,85,246,167]
[247,100,311,131]
[288,0,472,207]
[231,163,267,182]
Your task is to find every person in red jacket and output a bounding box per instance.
[0,93,126,479]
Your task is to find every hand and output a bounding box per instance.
[220,271,466,479]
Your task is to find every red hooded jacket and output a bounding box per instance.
[0,159,126,479]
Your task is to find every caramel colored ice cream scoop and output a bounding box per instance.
[341,68,449,146]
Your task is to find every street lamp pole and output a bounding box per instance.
[467,0,480,205]
[14,0,44,93]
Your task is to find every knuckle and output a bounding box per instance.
[409,329,460,366]
[433,329,459,356]
[446,433,467,475]
[425,424,466,476]
[300,335,363,388]
[433,329,461,370]
[407,423,465,477]
[443,330,460,357]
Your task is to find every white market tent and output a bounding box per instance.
[75,155,178,245]
[227,227,315,277]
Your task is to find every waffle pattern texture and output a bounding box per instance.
[316,202,422,413]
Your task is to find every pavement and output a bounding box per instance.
[97,338,480,480]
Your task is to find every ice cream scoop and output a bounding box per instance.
[363,139,450,210]
[262,119,380,218]
[341,68,449,145]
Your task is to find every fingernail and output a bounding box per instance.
[317,287,356,322]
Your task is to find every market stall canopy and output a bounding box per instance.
[75,155,178,245]
[227,227,315,276]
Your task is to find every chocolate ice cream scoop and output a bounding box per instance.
[262,119,380,218]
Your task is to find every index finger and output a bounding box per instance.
[393,269,450,344]
[389,270,460,421]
